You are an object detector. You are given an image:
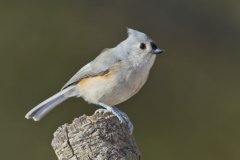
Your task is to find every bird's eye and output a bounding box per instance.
[139,43,146,50]
[150,42,157,50]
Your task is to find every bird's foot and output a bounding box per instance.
[98,102,134,134]
[95,108,110,114]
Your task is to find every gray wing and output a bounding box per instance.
[62,48,120,90]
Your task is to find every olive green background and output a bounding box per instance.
[0,0,239,159]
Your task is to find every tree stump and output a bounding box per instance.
[51,112,141,160]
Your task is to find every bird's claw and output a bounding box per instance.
[97,103,134,134]
[95,108,110,114]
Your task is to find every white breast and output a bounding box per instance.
[99,54,156,105]
[77,54,156,106]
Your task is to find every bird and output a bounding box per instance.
[25,28,164,133]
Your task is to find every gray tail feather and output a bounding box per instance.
[25,86,75,121]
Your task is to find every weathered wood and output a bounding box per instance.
[52,112,141,160]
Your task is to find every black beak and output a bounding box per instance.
[150,42,165,55]
[153,48,165,55]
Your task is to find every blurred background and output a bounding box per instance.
[0,0,240,159]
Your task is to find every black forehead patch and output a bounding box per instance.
[150,42,157,50]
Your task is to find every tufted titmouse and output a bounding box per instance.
[25,28,164,133]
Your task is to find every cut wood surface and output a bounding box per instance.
[52,112,141,160]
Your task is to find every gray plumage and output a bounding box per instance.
[25,28,163,121]
[25,86,75,121]
[62,28,150,89]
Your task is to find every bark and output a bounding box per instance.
[51,112,141,160]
